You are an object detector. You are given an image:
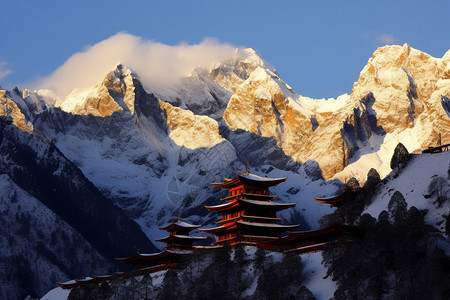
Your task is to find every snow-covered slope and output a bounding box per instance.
[365,151,450,233]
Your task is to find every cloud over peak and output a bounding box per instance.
[0,62,12,82]
[31,33,240,98]
[377,33,396,44]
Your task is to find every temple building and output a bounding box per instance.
[200,170,299,246]
[156,220,207,250]
[115,220,205,271]
[258,223,361,253]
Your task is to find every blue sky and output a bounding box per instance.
[1,0,449,99]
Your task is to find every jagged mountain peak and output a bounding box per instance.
[59,63,139,116]
[104,63,141,87]
[205,47,277,83]
[334,44,450,182]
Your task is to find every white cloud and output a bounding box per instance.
[31,32,241,98]
[377,33,396,44]
[0,62,12,82]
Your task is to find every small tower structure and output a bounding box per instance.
[201,169,298,246]
[115,220,204,271]
[156,220,206,250]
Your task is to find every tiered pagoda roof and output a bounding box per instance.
[201,170,299,246]
[211,173,288,188]
[155,220,206,250]
[115,220,204,270]
[205,198,296,212]
[115,249,191,269]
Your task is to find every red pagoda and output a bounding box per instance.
[200,169,299,246]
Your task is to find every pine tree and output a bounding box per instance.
[140,274,154,300]
[387,190,408,224]
[390,143,411,172]
[254,247,267,270]
[158,269,181,300]
[428,176,449,207]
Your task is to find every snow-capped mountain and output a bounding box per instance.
[1,44,449,238]
[1,43,449,298]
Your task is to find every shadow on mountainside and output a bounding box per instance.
[341,92,386,165]
[0,117,157,258]
[219,124,324,181]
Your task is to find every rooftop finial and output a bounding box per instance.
[178,211,181,222]
[242,160,250,175]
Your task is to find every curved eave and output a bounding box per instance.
[242,234,280,240]
[314,190,350,204]
[200,223,235,234]
[94,275,111,280]
[242,215,282,221]
[220,193,276,201]
[314,196,345,203]
[211,174,287,188]
[205,200,239,211]
[155,235,207,243]
[276,224,360,243]
[159,222,201,231]
[76,277,93,283]
[282,224,340,242]
[238,198,296,210]
[211,178,240,188]
[236,221,299,230]
[115,253,142,263]
[115,251,169,263]
[59,280,78,289]
[241,193,276,199]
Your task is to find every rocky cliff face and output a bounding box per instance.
[217,44,450,181]
[0,89,34,132]
[61,64,136,116]
[337,44,450,180]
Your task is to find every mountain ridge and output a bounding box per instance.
[1,43,449,233]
